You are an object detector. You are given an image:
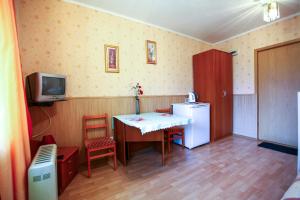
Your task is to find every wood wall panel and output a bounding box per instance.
[29,95,185,162]
[233,95,257,138]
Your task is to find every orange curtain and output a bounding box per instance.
[0,0,31,199]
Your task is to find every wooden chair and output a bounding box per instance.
[82,114,117,177]
[155,108,185,153]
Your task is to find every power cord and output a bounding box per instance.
[32,107,52,139]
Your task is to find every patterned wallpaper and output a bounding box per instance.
[15,0,211,97]
[214,15,300,94]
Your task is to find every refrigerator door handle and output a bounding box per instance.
[191,105,207,108]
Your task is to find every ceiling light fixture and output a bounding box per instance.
[262,0,280,22]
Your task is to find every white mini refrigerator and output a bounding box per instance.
[172,103,210,149]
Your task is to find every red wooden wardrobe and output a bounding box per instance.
[193,49,233,142]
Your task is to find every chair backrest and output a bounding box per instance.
[82,114,109,140]
[155,108,171,114]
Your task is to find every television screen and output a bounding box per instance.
[42,77,65,95]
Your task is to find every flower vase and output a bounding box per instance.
[135,96,140,115]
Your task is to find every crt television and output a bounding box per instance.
[26,72,66,103]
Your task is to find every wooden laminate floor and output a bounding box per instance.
[59,136,297,200]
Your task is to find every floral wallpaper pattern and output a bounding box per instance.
[215,15,300,94]
[15,0,211,97]
[15,0,300,96]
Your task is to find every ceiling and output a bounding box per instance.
[65,0,300,44]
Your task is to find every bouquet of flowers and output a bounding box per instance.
[132,83,143,114]
[132,83,143,98]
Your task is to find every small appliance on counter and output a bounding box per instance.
[187,92,197,103]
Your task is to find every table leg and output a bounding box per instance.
[123,124,127,166]
[126,142,130,160]
[161,130,165,166]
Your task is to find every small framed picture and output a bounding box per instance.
[146,40,157,64]
[105,45,119,73]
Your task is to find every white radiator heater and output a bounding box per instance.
[28,144,58,200]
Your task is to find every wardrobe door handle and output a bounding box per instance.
[223,90,227,97]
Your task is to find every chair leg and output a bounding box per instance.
[113,145,117,171]
[181,131,185,149]
[161,131,165,166]
[87,149,91,177]
[168,134,171,153]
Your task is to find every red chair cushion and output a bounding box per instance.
[85,137,115,149]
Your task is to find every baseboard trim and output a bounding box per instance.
[233,133,258,141]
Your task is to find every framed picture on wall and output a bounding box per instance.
[105,45,119,73]
[146,40,157,64]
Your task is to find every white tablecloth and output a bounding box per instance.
[114,112,191,135]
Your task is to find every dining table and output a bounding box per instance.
[113,112,190,166]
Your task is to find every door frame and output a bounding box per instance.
[255,38,300,146]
